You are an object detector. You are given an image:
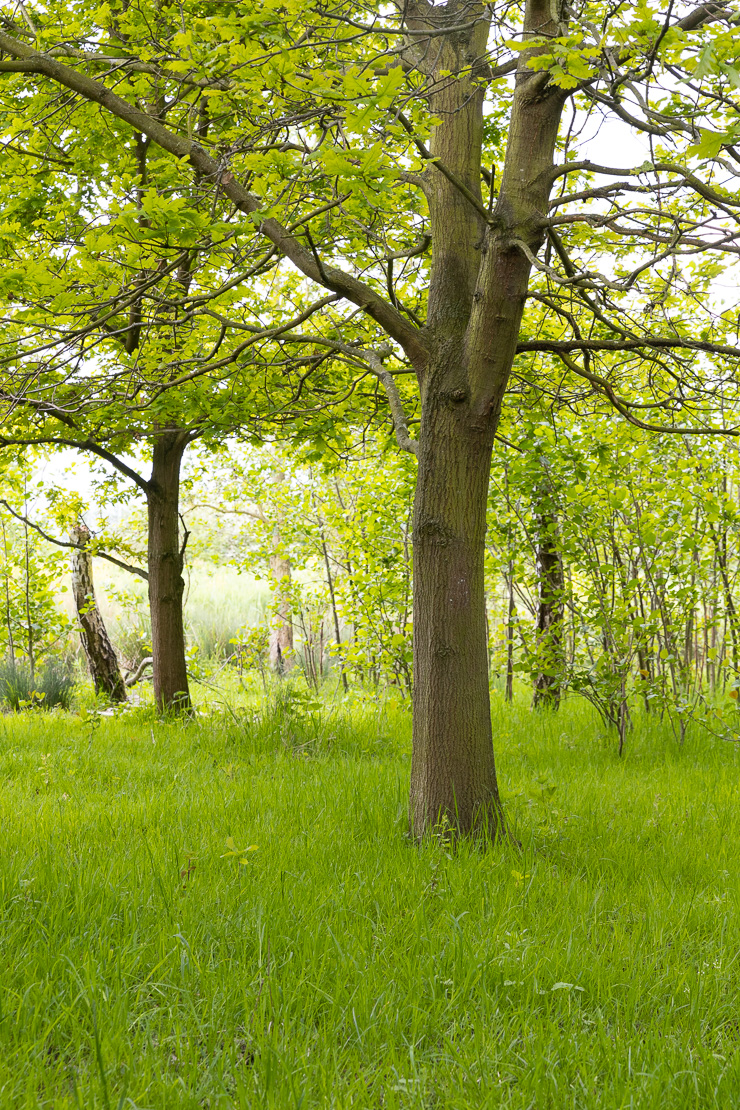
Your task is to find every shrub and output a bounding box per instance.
[37,656,76,709]
[186,582,269,661]
[0,656,75,711]
[113,608,152,670]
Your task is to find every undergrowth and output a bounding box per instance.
[1,693,739,1107]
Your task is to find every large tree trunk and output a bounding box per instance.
[410,389,506,836]
[406,0,567,838]
[147,430,191,712]
[70,523,127,702]
[532,501,565,709]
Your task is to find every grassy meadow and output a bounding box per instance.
[2,689,740,1108]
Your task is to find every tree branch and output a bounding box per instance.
[178,512,190,561]
[517,336,740,359]
[0,30,429,369]
[553,352,739,436]
[124,657,153,685]
[365,349,419,456]
[0,432,151,493]
[674,2,736,31]
[0,499,149,579]
[549,159,740,211]
[392,109,492,224]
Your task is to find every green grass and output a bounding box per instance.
[2,691,740,1108]
[86,562,271,665]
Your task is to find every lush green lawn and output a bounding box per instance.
[2,689,740,1108]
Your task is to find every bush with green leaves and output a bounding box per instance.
[0,655,75,710]
[487,402,740,743]
[0,495,73,675]
[191,444,415,693]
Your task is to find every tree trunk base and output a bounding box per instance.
[411,796,519,847]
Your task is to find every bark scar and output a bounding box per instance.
[416,518,454,546]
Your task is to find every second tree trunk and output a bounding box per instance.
[532,498,565,710]
[70,523,127,702]
[147,431,191,712]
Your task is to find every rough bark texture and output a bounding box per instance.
[532,504,565,709]
[70,523,127,702]
[407,0,567,837]
[411,393,504,834]
[147,430,191,712]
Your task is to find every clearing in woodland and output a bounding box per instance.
[1,692,739,1109]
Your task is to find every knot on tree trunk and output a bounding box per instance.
[416,518,455,546]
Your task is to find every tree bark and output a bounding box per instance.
[147,430,191,712]
[70,523,127,702]
[406,0,567,838]
[532,499,565,709]
[411,387,506,836]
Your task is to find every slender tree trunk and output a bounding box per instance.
[1,519,15,663]
[505,560,515,703]
[147,430,191,712]
[321,529,348,692]
[70,524,127,702]
[637,645,651,712]
[712,523,739,678]
[23,518,35,682]
[532,497,565,709]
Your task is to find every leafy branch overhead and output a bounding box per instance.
[0,0,737,437]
